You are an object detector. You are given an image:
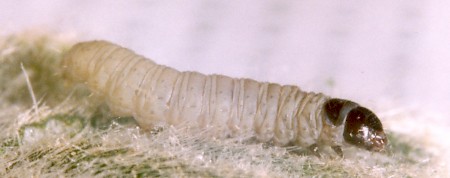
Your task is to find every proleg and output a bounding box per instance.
[62,40,387,156]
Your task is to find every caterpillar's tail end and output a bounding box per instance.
[61,40,113,83]
[61,42,89,82]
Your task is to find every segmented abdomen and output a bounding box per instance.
[62,41,329,146]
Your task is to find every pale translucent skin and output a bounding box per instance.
[62,41,346,148]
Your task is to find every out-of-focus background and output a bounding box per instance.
[1,0,449,119]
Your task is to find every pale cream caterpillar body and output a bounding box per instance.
[62,41,387,156]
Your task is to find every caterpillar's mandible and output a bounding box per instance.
[62,41,387,156]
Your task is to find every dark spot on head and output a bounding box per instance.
[323,98,357,126]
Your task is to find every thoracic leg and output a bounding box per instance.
[332,145,343,157]
[308,143,321,158]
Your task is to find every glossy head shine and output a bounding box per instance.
[324,98,387,152]
[343,106,387,151]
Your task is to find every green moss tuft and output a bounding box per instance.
[0,33,74,106]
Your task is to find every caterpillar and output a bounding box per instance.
[62,41,387,156]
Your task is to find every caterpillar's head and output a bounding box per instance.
[324,98,387,152]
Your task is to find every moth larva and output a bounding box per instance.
[62,41,387,156]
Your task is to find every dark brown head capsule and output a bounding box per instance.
[324,98,387,152]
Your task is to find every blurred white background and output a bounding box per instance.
[1,0,449,120]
